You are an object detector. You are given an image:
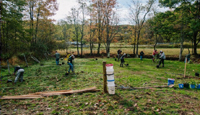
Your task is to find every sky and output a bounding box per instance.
[51,0,169,25]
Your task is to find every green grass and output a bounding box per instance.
[1,58,200,114]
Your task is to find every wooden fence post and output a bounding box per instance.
[103,61,108,93]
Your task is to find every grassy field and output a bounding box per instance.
[58,48,200,57]
[1,58,200,114]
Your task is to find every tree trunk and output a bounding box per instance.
[90,41,93,55]
[192,40,194,54]
[133,43,135,55]
[6,21,8,52]
[97,43,101,55]
[106,42,110,58]
[179,21,184,61]
[81,36,83,57]
[193,31,198,55]
[76,37,79,56]
[35,4,41,44]
[7,59,10,74]
[179,38,184,61]
[0,1,2,61]
[136,31,140,57]
[154,34,157,50]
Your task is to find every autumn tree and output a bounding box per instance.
[159,0,200,55]
[129,0,155,57]
[69,8,80,56]
[78,0,87,57]
[0,0,2,60]
[1,0,28,59]
[87,6,96,55]
[25,0,58,55]
[91,0,106,55]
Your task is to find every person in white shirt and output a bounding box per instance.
[158,50,166,67]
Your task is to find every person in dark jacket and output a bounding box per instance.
[120,53,126,67]
[13,65,24,83]
[185,53,191,63]
[140,51,144,60]
[67,55,74,74]
[55,51,60,65]
[117,49,122,62]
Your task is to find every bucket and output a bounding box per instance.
[106,69,114,74]
[107,74,114,80]
[178,84,184,89]
[197,84,200,89]
[106,64,113,70]
[168,78,175,86]
[108,85,115,94]
[190,84,196,89]
[107,80,115,86]
[184,83,189,89]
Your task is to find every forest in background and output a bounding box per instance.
[1,0,200,61]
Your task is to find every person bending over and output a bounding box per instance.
[120,53,126,67]
[13,65,24,84]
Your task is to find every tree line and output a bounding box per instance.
[0,0,199,61]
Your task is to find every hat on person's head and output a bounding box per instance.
[160,50,163,53]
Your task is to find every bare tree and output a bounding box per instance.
[91,0,106,55]
[103,0,119,58]
[70,8,80,56]
[129,0,155,57]
[78,0,87,57]
[87,6,96,55]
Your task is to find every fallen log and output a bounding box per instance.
[0,87,99,99]
[1,95,43,99]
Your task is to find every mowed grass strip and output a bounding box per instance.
[1,58,200,114]
[58,48,200,56]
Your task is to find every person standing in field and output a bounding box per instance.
[140,51,144,60]
[117,49,122,62]
[120,53,126,67]
[152,49,158,62]
[70,52,75,64]
[55,51,60,65]
[13,65,24,84]
[158,50,166,67]
[185,53,191,63]
[67,55,75,74]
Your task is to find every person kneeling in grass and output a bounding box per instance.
[67,55,75,74]
[120,53,126,67]
[13,65,24,84]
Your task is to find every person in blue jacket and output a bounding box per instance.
[67,55,75,74]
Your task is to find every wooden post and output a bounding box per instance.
[184,58,187,77]
[103,61,108,93]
